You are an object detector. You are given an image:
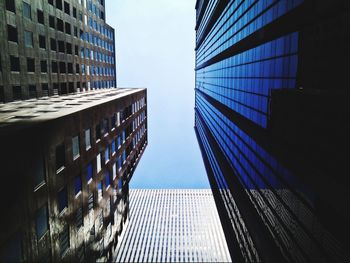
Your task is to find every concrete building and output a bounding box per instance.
[115,189,231,263]
[0,0,116,102]
[0,88,148,262]
[0,1,148,262]
[194,0,350,262]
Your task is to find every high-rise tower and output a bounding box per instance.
[115,189,231,263]
[194,0,350,262]
[0,1,148,262]
[0,0,116,101]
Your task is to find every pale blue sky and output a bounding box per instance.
[106,0,209,188]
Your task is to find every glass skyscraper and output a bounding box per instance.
[115,189,231,263]
[195,0,350,262]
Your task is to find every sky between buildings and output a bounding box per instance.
[106,0,209,188]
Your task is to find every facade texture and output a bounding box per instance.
[0,0,116,102]
[0,89,148,262]
[115,189,231,263]
[0,1,148,262]
[195,0,350,262]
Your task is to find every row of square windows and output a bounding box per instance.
[6,25,114,61]
[5,0,113,41]
[5,54,115,78]
[34,113,146,195]
[55,102,146,173]
[3,80,116,102]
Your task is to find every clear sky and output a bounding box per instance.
[106,0,210,188]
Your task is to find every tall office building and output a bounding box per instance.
[0,0,116,101]
[115,189,231,263]
[0,88,147,262]
[195,0,350,262]
[0,1,148,262]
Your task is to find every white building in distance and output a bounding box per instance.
[115,189,231,262]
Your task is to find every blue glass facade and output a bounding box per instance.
[195,0,349,262]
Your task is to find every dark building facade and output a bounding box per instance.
[0,1,148,262]
[0,0,116,102]
[194,0,350,262]
[0,88,148,262]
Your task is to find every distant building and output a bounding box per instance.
[194,0,350,262]
[0,88,148,262]
[115,189,231,263]
[0,0,116,102]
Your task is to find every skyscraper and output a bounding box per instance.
[0,0,116,101]
[115,189,231,263]
[194,0,350,262]
[0,1,148,262]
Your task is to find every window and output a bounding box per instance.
[49,15,55,28]
[51,61,58,73]
[27,58,35,72]
[40,60,47,73]
[74,175,82,196]
[72,135,80,159]
[35,204,48,239]
[57,18,64,32]
[5,0,16,13]
[74,26,78,37]
[117,135,121,149]
[64,1,70,14]
[58,187,67,212]
[34,156,45,188]
[7,25,18,43]
[73,7,77,18]
[96,153,101,173]
[39,35,46,48]
[42,83,49,96]
[10,56,20,72]
[95,124,101,141]
[29,85,36,98]
[61,83,67,94]
[59,225,69,258]
[104,147,109,163]
[102,118,109,135]
[67,63,73,73]
[56,0,63,10]
[23,2,31,19]
[66,43,72,54]
[75,45,79,56]
[118,178,123,190]
[105,171,110,188]
[24,31,33,47]
[37,9,44,24]
[76,64,80,74]
[86,163,93,183]
[68,82,74,93]
[58,40,64,53]
[97,181,103,201]
[111,141,115,155]
[48,0,53,5]
[12,86,21,100]
[50,38,56,51]
[85,129,91,150]
[56,143,65,172]
[0,86,4,103]
[65,22,71,34]
[59,62,66,73]
[112,164,116,180]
